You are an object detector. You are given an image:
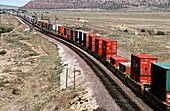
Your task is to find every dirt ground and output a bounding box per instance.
[0,14,77,111]
[0,14,123,111]
[26,9,170,62]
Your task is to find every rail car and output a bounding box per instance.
[17,13,170,111]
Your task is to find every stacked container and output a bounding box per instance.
[38,21,43,27]
[52,24,56,32]
[89,35,100,51]
[55,25,62,33]
[83,33,94,48]
[58,26,65,36]
[79,31,88,45]
[131,54,157,84]
[43,22,48,29]
[110,56,128,67]
[64,28,67,38]
[151,63,170,106]
[48,23,52,30]
[119,62,131,75]
[102,39,117,61]
[75,30,82,43]
[71,30,75,41]
[95,38,106,56]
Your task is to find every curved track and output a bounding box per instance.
[18,16,141,111]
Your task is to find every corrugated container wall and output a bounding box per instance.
[58,26,65,36]
[131,54,157,84]
[89,35,100,51]
[102,39,117,54]
[151,63,170,105]
[102,52,116,61]
[71,30,75,41]
[83,33,93,48]
[95,38,106,56]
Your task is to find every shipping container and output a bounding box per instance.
[75,30,82,43]
[83,33,94,48]
[102,51,116,61]
[43,22,48,29]
[71,30,75,40]
[119,62,131,75]
[51,24,57,32]
[56,25,62,33]
[38,20,43,27]
[48,23,52,30]
[95,38,106,56]
[89,35,100,51]
[151,63,170,106]
[58,26,65,36]
[110,56,128,67]
[102,39,117,54]
[79,31,88,45]
[131,54,157,84]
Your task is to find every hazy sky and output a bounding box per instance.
[0,0,31,7]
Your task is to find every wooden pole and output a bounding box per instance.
[55,15,56,24]
[66,68,68,89]
[74,68,76,89]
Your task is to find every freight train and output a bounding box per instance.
[18,13,170,111]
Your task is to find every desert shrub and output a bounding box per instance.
[29,52,39,56]
[55,105,58,110]
[148,30,154,35]
[141,29,145,32]
[12,88,19,95]
[157,31,165,35]
[34,95,39,97]
[0,50,6,55]
[124,29,128,32]
[72,94,78,98]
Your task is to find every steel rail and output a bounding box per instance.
[17,16,141,111]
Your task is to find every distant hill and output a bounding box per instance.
[20,0,169,10]
[0,4,19,9]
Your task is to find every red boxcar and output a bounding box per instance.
[110,56,128,67]
[95,38,106,56]
[89,35,100,51]
[58,26,65,36]
[83,33,94,48]
[131,54,157,84]
[102,51,116,61]
[102,39,117,54]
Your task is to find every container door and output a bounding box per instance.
[141,59,149,75]
[166,70,170,91]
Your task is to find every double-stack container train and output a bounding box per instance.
[18,13,170,111]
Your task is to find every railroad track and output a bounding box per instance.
[18,16,141,111]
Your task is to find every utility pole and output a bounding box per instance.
[66,68,68,89]
[41,13,43,20]
[84,20,87,31]
[74,68,76,89]
[55,15,56,24]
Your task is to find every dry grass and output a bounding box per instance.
[25,9,170,62]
